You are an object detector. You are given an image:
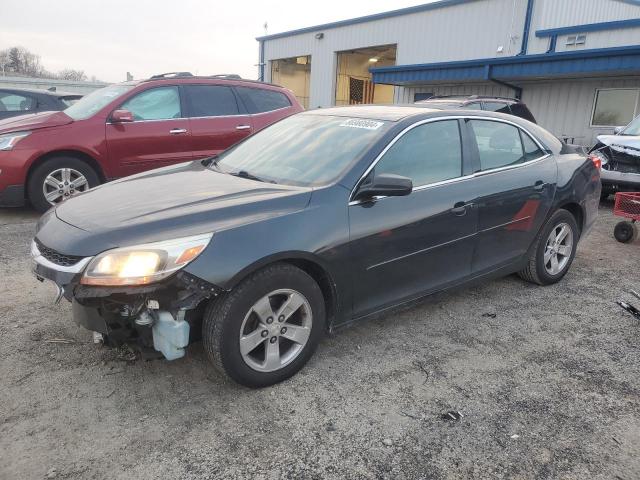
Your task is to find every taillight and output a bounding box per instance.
[589,154,602,170]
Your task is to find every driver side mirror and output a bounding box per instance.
[354,173,413,202]
[614,126,624,135]
[111,109,134,123]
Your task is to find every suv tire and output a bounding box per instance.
[28,156,100,213]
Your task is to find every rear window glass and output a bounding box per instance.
[469,119,525,170]
[236,87,291,114]
[184,85,239,117]
[482,102,511,114]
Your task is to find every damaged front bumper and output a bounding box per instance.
[31,240,222,360]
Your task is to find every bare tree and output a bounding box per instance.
[0,46,44,77]
[57,69,87,81]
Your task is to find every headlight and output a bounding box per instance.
[0,131,31,151]
[591,150,609,166]
[81,233,213,286]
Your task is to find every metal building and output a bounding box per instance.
[257,0,640,145]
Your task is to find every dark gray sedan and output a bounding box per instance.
[0,87,82,120]
[32,105,601,387]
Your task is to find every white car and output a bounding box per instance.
[590,115,640,199]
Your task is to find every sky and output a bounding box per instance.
[1,0,436,83]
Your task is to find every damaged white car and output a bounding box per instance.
[590,114,640,199]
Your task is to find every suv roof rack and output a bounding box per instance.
[210,74,242,79]
[149,72,194,79]
[427,94,519,102]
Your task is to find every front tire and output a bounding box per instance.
[202,263,325,388]
[28,157,100,213]
[519,209,579,285]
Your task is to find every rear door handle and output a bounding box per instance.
[236,125,251,130]
[169,128,187,134]
[451,201,472,216]
[534,181,548,191]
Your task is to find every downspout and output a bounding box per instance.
[485,64,523,100]
[519,0,535,55]
[258,40,265,82]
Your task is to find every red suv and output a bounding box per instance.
[0,73,303,211]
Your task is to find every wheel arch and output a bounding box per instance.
[224,251,340,330]
[26,149,107,196]
[557,201,584,235]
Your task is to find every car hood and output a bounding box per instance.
[0,110,73,134]
[40,161,312,256]
[596,134,640,158]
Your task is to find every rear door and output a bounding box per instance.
[183,84,253,158]
[235,86,296,132]
[105,86,192,176]
[465,118,556,274]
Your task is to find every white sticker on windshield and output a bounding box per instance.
[339,119,384,130]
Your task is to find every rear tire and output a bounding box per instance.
[202,263,325,388]
[28,156,100,213]
[518,209,579,286]
[614,221,638,243]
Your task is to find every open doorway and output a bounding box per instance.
[271,56,311,109]
[335,45,396,106]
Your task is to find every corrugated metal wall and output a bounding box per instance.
[527,0,640,53]
[263,0,529,107]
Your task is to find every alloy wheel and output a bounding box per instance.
[239,288,313,372]
[543,222,573,275]
[42,167,89,205]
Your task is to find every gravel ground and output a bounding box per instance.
[1,202,639,480]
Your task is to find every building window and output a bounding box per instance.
[566,34,586,47]
[591,89,640,127]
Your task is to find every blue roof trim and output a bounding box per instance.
[256,0,477,41]
[370,45,640,85]
[536,18,640,37]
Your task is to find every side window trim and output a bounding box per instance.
[349,116,549,204]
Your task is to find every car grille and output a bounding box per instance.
[35,240,84,267]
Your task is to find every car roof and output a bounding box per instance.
[303,105,441,121]
[125,73,285,90]
[0,87,82,98]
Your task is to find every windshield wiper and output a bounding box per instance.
[229,170,277,184]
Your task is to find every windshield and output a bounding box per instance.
[64,84,133,120]
[621,114,640,136]
[214,114,390,186]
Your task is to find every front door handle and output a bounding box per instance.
[451,201,471,216]
[236,125,251,130]
[169,128,187,134]
[534,181,548,191]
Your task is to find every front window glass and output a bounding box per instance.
[621,114,640,136]
[591,89,639,127]
[120,86,181,121]
[0,93,35,112]
[374,120,462,186]
[469,120,525,170]
[215,114,389,186]
[64,84,133,120]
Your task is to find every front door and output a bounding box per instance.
[348,119,478,318]
[182,84,253,159]
[106,86,192,177]
[464,119,557,274]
